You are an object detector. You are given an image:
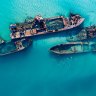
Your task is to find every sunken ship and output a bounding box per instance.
[10,13,84,39]
[50,42,96,55]
[0,38,32,56]
[67,25,96,42]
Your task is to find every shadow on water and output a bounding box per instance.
[48,51,91,65]
[49,51,90,58]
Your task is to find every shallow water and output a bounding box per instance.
[0,0,96,96]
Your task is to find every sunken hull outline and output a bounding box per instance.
[67,25,96,42]
[0,38,32,56]
[50,42,96,55]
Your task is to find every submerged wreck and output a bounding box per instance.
[50,42,96,55]
[67,25,96,42]
[0,38,32,56]
[10,14,84,39]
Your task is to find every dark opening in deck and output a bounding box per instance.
[46,18,64,31]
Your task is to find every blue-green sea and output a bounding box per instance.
[0,0,96,96]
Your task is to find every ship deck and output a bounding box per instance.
[10,15,84,39]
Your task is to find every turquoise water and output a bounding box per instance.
[0,0,96,96]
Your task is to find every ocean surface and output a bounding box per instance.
[0,0,96,96]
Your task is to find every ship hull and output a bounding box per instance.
[0,38,32,56]
[50,42,96,55]
[10,15,84,40]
